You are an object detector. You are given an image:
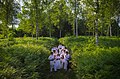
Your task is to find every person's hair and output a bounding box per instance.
[51,52,53,54]
[53,50,56,53]
[66,51,69,54]
[65,46,67,49]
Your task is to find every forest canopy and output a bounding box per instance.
[0,0,120,38]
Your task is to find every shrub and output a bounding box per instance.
[0,44,50,79]
[0,34,4,39]
[0,37,58,79]
[59,36,120,79]
[8,32,15,41]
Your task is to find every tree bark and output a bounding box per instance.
[35,0,39,40]
[76,18,78,37]
[107,26,109,36]
[49,26,51,37]
[74,19,76,36]
[74,0,77,36]
[110,25,112,36]
[5,0,10,38]
[95,0,99,46]
[95,18,98,45]
[49,12,51,37]
[101,16,104,36]
[60,28,62,38]
[75,0,78,37]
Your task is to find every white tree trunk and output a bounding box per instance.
[49,26,51,37]
[35,0,39,40]
[60,29,62,38]
[76,18,78,37]
[110,25,112,36]
[95,0,99,46]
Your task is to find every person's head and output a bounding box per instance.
[53,50,56,53]
[51,52,53,55]
[66,51,69,54]
[64,49,66,52]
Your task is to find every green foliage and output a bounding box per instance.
[15,37,58,50]
[0,44,49,79]
[23,34,27,38]
[0,34,4,39]
[1,0,120,38]
[0,37,58,79]
[0,39,16,47]
[8,32,15,41]
[74,47,120,79]
[99,36,120,48]
[59,36,120,79]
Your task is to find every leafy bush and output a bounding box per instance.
[0,37,58,79]
[0,34,4,39]
[8,32,15,41]
[59,36,120,79]
[0,39,16,47]
[15,37,58,50]
[99,36,120,48]
[0,44,50,79]
[74,47,120,79]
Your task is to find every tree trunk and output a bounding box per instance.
[49,13,51,37]
[12,23,14,30]
[35,0,39,40]
[75,0,78,37]
[36,16,39,40]
[110,25,112,36]
[74,19,76,36]
[95,19,98,45]
[107,26,109,36]
[49,25,51,37]
[36,18,39,40]
[117,25,119,36]
[101,17,104,36]
[5,0,9,38]
[117,16,120,36]
[32,34,34,39]
[60,28,62,38]
[101,26,103,36]
[12,16,14,30]
[95,0,99,46]
[93,22,95,36]
[74,0,77,36]
[76,18,78,37]
[93,27,95,36]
